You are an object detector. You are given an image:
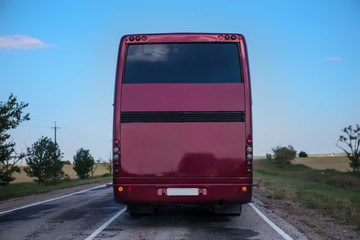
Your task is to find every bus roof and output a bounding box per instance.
[120,33,245,44]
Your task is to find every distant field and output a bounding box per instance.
[292,156,351,172]
[12,163,110,183]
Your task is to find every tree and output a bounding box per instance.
[336,124,360,172]
[272,145,296,167]
[24,137,64,184]
[299,151,308,158]
[265,153,272,161]
[73,148,94,179]
[0,94,30,186]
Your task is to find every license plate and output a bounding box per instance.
[167,188,198,196]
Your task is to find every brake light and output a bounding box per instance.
[114,139,119,145]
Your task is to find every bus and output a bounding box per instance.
[112,33,253,215]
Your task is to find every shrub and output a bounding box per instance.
[272,145,296,167]
[73,148,94,179]
[24,137,64,184]
[62,160,71,165]
[266,153,272,161]
[299,151,308,158]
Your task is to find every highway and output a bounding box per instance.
[0,184,306,240]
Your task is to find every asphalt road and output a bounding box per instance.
[0,186,306,240]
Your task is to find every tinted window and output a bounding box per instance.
[123,43,242,83]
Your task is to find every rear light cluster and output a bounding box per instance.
[118,186,132,192]
[218,34,237,40]
[246,138,253,175]
[128,35,147,42]
[113,139,120,175]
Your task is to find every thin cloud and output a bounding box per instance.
[0,35,53,49]
[327,57,343,61]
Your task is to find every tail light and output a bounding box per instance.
[246,138,253,175]
[113,139,120,175]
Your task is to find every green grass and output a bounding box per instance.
[254,160,360,229]
[0,174,112,201]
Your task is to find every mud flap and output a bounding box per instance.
[212,203,242,216]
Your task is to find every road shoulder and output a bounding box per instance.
[0,181,108,213]
[252,187,359,240]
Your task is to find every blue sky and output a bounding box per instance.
[1,0,359,161]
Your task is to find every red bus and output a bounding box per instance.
[112,33,253,215]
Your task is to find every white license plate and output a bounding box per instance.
[167,188,198,196]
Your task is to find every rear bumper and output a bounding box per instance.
[113,183,252,205]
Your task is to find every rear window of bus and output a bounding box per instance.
[123,43,242,84]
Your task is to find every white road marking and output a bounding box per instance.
[249,203,293,240]
[0,184,109,216]
[85,207,127,240]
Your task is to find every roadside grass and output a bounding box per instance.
[0,174,112,202]
[254,160,360,230]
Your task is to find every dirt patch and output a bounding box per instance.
[291,157,350,172]
[253,186,359,240]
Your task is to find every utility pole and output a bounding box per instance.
[51,121,60,161]
[51,121,60,145]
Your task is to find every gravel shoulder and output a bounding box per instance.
[252,187,359,240]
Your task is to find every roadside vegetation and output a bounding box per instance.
[254,159,360,230]
[0,94,30,186]
[0,174,112,201]
[336,124,360,173]
[24,136,65,184]
[73,148,95,179]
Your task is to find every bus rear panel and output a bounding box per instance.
[112,33,252,213]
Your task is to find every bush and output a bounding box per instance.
[266,153,272,161]
[272,145,296,167]
[73,148,94,179]
[24,137,64,184]
[62,160,71,165]
[299,151,308,158]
